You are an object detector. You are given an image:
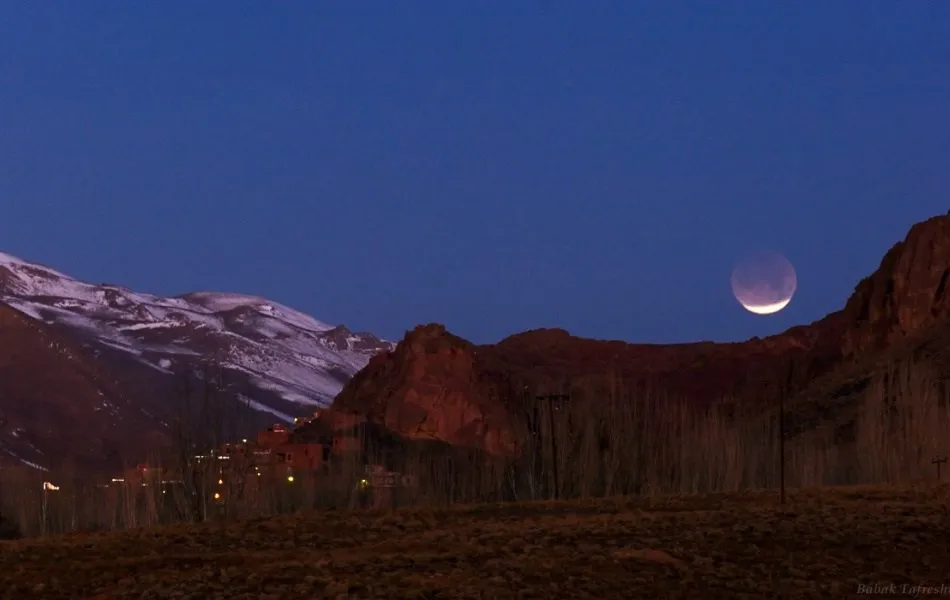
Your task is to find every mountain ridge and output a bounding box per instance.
[0,252,393,472]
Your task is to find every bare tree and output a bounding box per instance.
[168,360,253,523]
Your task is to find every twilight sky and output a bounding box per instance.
[1,2,948,345]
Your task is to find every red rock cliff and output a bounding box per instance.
[841,212,950,357]
[333,210,950,455]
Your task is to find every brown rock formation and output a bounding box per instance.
[332,210,950,455]
[331,325,520,455]
[841,212,950,358]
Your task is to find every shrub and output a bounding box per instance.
[0,514,22,540]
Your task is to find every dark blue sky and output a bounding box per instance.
[1,3,948,344]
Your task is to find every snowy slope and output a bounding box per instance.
[0,252,394,421]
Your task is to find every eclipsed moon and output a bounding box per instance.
[730,251,797,315]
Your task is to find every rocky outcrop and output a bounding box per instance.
[332,318,846,455]
[330,324,520,455]
[332,211,950,455]
[841,211,950,357]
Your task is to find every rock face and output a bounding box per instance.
[841,212,950,358]
[332,211,950,455]
[332,325,520,455]
[331,321,845,455]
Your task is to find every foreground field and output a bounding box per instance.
[1,485,949,599]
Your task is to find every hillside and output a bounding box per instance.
[330,211,950,457]
[0,253,392,472]
[0,304,156,473]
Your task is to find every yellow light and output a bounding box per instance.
[217,479,223,485]
[287,475,294,483]
[213,492,221,500]
[256,472,261,476]
[359,478,368,487]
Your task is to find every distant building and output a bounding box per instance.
[103,407,426,508]
[257,423,291,448]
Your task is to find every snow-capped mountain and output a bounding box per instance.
[0,252,394,424]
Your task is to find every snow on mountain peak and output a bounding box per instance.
[0,251,52,269]
[0,251,394,416]
[178,291,334,333]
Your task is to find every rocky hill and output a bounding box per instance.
[0,253,393,472]
[330,211,950,455]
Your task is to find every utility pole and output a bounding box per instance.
[536,393,570,500]
[933,456,947,480]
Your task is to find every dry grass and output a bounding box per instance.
[2,484,950,599]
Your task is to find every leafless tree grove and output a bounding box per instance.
[1,356,948,538]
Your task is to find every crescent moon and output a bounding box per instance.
[730,251,797,316]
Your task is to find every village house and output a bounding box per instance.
[104,406,418,509]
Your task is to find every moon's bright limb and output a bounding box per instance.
[741,298,791,315]
[730,251,797,316]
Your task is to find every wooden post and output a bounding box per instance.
[933,456,947,480]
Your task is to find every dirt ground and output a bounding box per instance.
[2,485,949,599]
